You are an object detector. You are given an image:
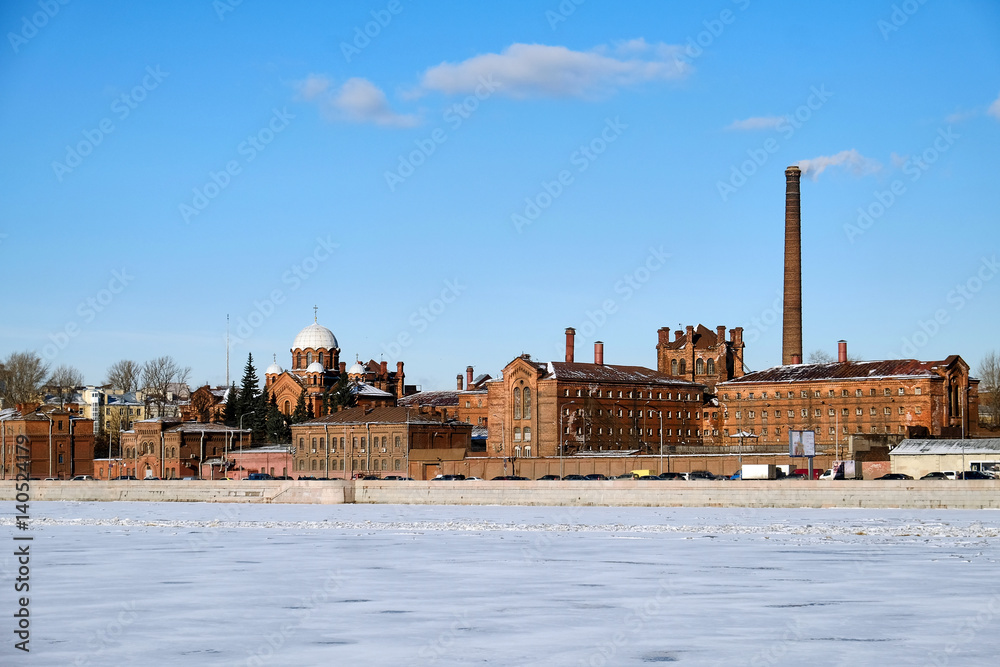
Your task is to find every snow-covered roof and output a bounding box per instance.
[721,359,955,385]
[545,361,703,387]
[890,439,1000,456]
[293,323,338,350]
[349,383,393,398]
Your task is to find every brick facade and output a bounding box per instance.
[656,324,745,391]
[0,410,94,479]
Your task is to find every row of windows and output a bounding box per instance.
[513,387,532,419]
[669,358,716,376]
[563,407,705,420]
[734,406,922,419]
[562,389,701,401]
[565,427,697,437]
[294,352,326,368]
[725,386,923,400]
[297,458,402,471]
[297,435,403,451]
[512,427,532,441]
[728,424,911,439]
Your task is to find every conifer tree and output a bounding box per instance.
[223,383,238,426]
[292,387,308,424]
[236,354,260,424]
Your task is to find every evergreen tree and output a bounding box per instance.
[327,374,355,412]
[222,383,238,426]
[266,392,290,443]
[236,353,260,424]
[253,387,270,442]
[292,387,308,424]
[306,396,315,420]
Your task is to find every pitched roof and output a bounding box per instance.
[398,389,487,407]
[720,359,949,385]
[349,383,394,398]
[303,406,466,426]
[660,324,722,350]
[545,361,703,387]
[165,422,244,433]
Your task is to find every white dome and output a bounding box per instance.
[348,362,366,375]
[293,323,338,350]
[306,361,325,373]
[266,362,283,375]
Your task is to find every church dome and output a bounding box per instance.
[293,323,338,350]
[266,361,283,375]
[348,362,366,375]
[306,361,325,374]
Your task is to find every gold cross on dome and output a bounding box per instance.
[313,305,318,323]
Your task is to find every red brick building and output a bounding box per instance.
[0,408,95,479]
[656,324,745,391]
[717,351,979,452]
[114,419,247,479]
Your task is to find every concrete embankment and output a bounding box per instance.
[4,480,1000,509]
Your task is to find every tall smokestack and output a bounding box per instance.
[782,166,803,365]
[838,340,848,364]
[594,341,604,365]
[565,327,575,363]
[466,366,474,388]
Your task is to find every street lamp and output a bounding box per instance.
[239,411,255,479]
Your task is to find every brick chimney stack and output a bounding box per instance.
[731,327,745,379]
[594,341,604,365]
[838,340,848,364]
[783,165,803,365]
[716,326,726,346]
[657,327,669,346]
[466,366,474,388]
[685,325,695,343]
[565,327,575,363]
[456,374,464,390]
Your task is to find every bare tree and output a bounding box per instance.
[46,364,84,407]
[807,349,834,364]
[104,359,141,393]
[977,351,1000,429]
[0,351,49,408]
[140,356,191,417]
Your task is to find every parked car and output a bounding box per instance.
[636,475,664,481]
[819,469,845,480]
[562,474,588,480]
[920,472,950,480]
[112,475,138,480]
[659,472,688,480]
[248,473,274,480]
[432,474,466,481]
[361,475,381,480]
[612,473,639,480]
[875,473,914,480]
[584,473,608,480]
[383,475,413,480]
[783,472,808,479]
[465,476,484,481]
[957,470,992,480]
[537,474,561,480]
[688,470,719,480]
[71,475,94,481]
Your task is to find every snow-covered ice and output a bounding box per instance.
[4,502,1000,666]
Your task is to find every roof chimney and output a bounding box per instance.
[716,326,726,346]
[674,330,683,342]
[565,327,575,363]
[685,325,694,343]
[657,327,669,346]
[838,340,848,364]
[783,165,803,365]
[456,374,464,391]
[466,365,474,388]
[594,341,604,366]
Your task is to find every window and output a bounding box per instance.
[513,388,521,419]
[577,389,583,397]
[524,388,531,419]
[884,388,891,396]
[524,446,531,457]
[524,427,531,441]
[514,428,521,442]
[856,408,863,416]
[312,438,317,452]
[915,406,922,414]
[775,410,781,418]
[801,409,808,417]
[788,410,794,418]
[749,392,755,399]
[696,359,704,375]
[671,360,678,375]
[361,438,366,449]
[319,437,325,450]
[299,437,304,447]
[898,387,905,395]
[828,390,835,397]
[394,436,400,448]
[855,389,863,397]
[284,401,290,415]
[884,407,891,415]
[813,391,820,398]
[514,446,521,458]
[814,409,821,417]
[842,390,849,397]
[679,360,686,375]
[899,407,905,415]
[394,459,401,471]
[318,352,324,366]
[762,392,768,399]
[306,352,313,365]
[829,427,835,435]
[870,407,877,416]
[706,359,715,375]
[800,391,807,398]
[735,411,741,419]
[915,387,922,395]
[870,388,876,396]
[748,411,755,418]
[828,408,835,416]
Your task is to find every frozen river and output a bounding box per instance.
[4,502,1000,665]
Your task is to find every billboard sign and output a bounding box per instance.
[789,430,815,457]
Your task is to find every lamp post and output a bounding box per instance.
[239,411,254,479]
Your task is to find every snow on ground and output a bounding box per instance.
[3,503,1000,666]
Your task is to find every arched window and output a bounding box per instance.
[524,427,531,442]
[299,437,304,447]
[706,358,715,375]
[311,459,318,470]
[306,352,313,365]
[671,359,678,375]
[284,400,290,415]
[296,353,302,368]
[696,359,704,375]
[523,388,531,419]
[513,388,521,419]
[394,436,400,448]
[382,459,388,471]
[394,459,401,471]
[514,427,521,442]
[298,459,305,471]
[514,446,521,458]
[312,438,317,451]
[524,446,531,458]
[679,360,686,375]
[319,437,325,450]
[318,352,324,367]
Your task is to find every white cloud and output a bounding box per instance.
[725,116,785,131]
[797,149,882,180]
[294,76,418,128]
[418,41,690,99]
[989,92,1000,120]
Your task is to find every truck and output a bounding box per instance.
[819,460,863,480]
[740,464,777,480]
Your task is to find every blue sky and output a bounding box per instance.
[2,0,999,391]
